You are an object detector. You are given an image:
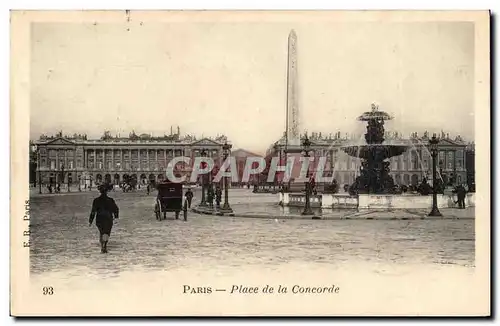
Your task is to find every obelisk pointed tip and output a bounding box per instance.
[289,29,297,38]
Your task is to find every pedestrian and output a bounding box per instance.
[89,184,119,254]
[207,184,214,208]
[457,184,467,209]
[185,188,194,208]
[215,185,222,208]
[146,183,150,195]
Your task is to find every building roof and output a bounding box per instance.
[231,148,263,158]
[34,136,229,147]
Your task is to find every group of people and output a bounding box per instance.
[205,184,223,209]
[45,183,61,193]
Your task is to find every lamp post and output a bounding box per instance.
[34,144,42,194]
[301,134,314,216]
[428,134,442,217]
[200,149,207,206]
[220,142,233,214]
[60,164,65,193]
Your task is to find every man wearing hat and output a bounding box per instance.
[89,183,119,253]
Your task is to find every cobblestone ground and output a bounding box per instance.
[29,188,474,278]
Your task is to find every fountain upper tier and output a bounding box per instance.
[341,104,409,160]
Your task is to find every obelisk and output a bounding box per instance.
[286,30,300,146]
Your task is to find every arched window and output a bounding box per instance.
[403,174,410,185]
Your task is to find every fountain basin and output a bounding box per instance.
[279,192,476,210]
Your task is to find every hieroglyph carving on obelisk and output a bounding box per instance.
[286,30,300,146]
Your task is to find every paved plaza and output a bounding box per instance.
[29,188,475,277]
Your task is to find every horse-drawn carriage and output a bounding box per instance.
[155,181,187,221]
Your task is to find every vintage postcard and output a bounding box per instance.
[11,10,490,316]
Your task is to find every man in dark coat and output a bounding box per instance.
[215,185,222,208]
[89,184,119,253]
[207,184,214,208]
[184,188,194,208]
[456,184,467,209]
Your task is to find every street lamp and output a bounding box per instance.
[220,142,233,214]
[199,149,208,206]
[273,143,280,187]
[428,134,442,217]
[34,144,42,194]
[301,134,314,216]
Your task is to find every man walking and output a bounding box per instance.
[215,185,222,209]
[184,188,194,208]
[457,184,467,209]
[89,184,119,253]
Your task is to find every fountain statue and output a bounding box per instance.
[341,103,408,194]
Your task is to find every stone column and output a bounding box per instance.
[101,148,104,170]
[64,149,67,183]
[129,149,132,170]
[147,149,150,171]
[111,148,114,171]
[164,148,167,171]
[155,150,158,170]
[55,150,59,184]
[94,148,97,170]
[138,149,141,171]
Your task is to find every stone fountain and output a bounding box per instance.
[341,104,408,194]
[278,103,476,212]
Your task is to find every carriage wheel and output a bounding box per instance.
[175,211,180,220]
[155,201,162,221]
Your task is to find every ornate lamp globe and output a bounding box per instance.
[222,141,231,156]
[429,134,439,152]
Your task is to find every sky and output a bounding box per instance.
[30,19,475,154]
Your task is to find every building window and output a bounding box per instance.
[50,160,56,170]
[68,160,74,169]
[412,157,419,170]
[41,159,46,167]
[116,162,121,169]
[439,151,445,163]
[77,159,82,168]
[108,161,112,169]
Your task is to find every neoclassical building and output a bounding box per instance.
[266,131,469,187]
[33,131,229,187]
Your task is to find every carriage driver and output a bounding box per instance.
[89,183,119,254]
